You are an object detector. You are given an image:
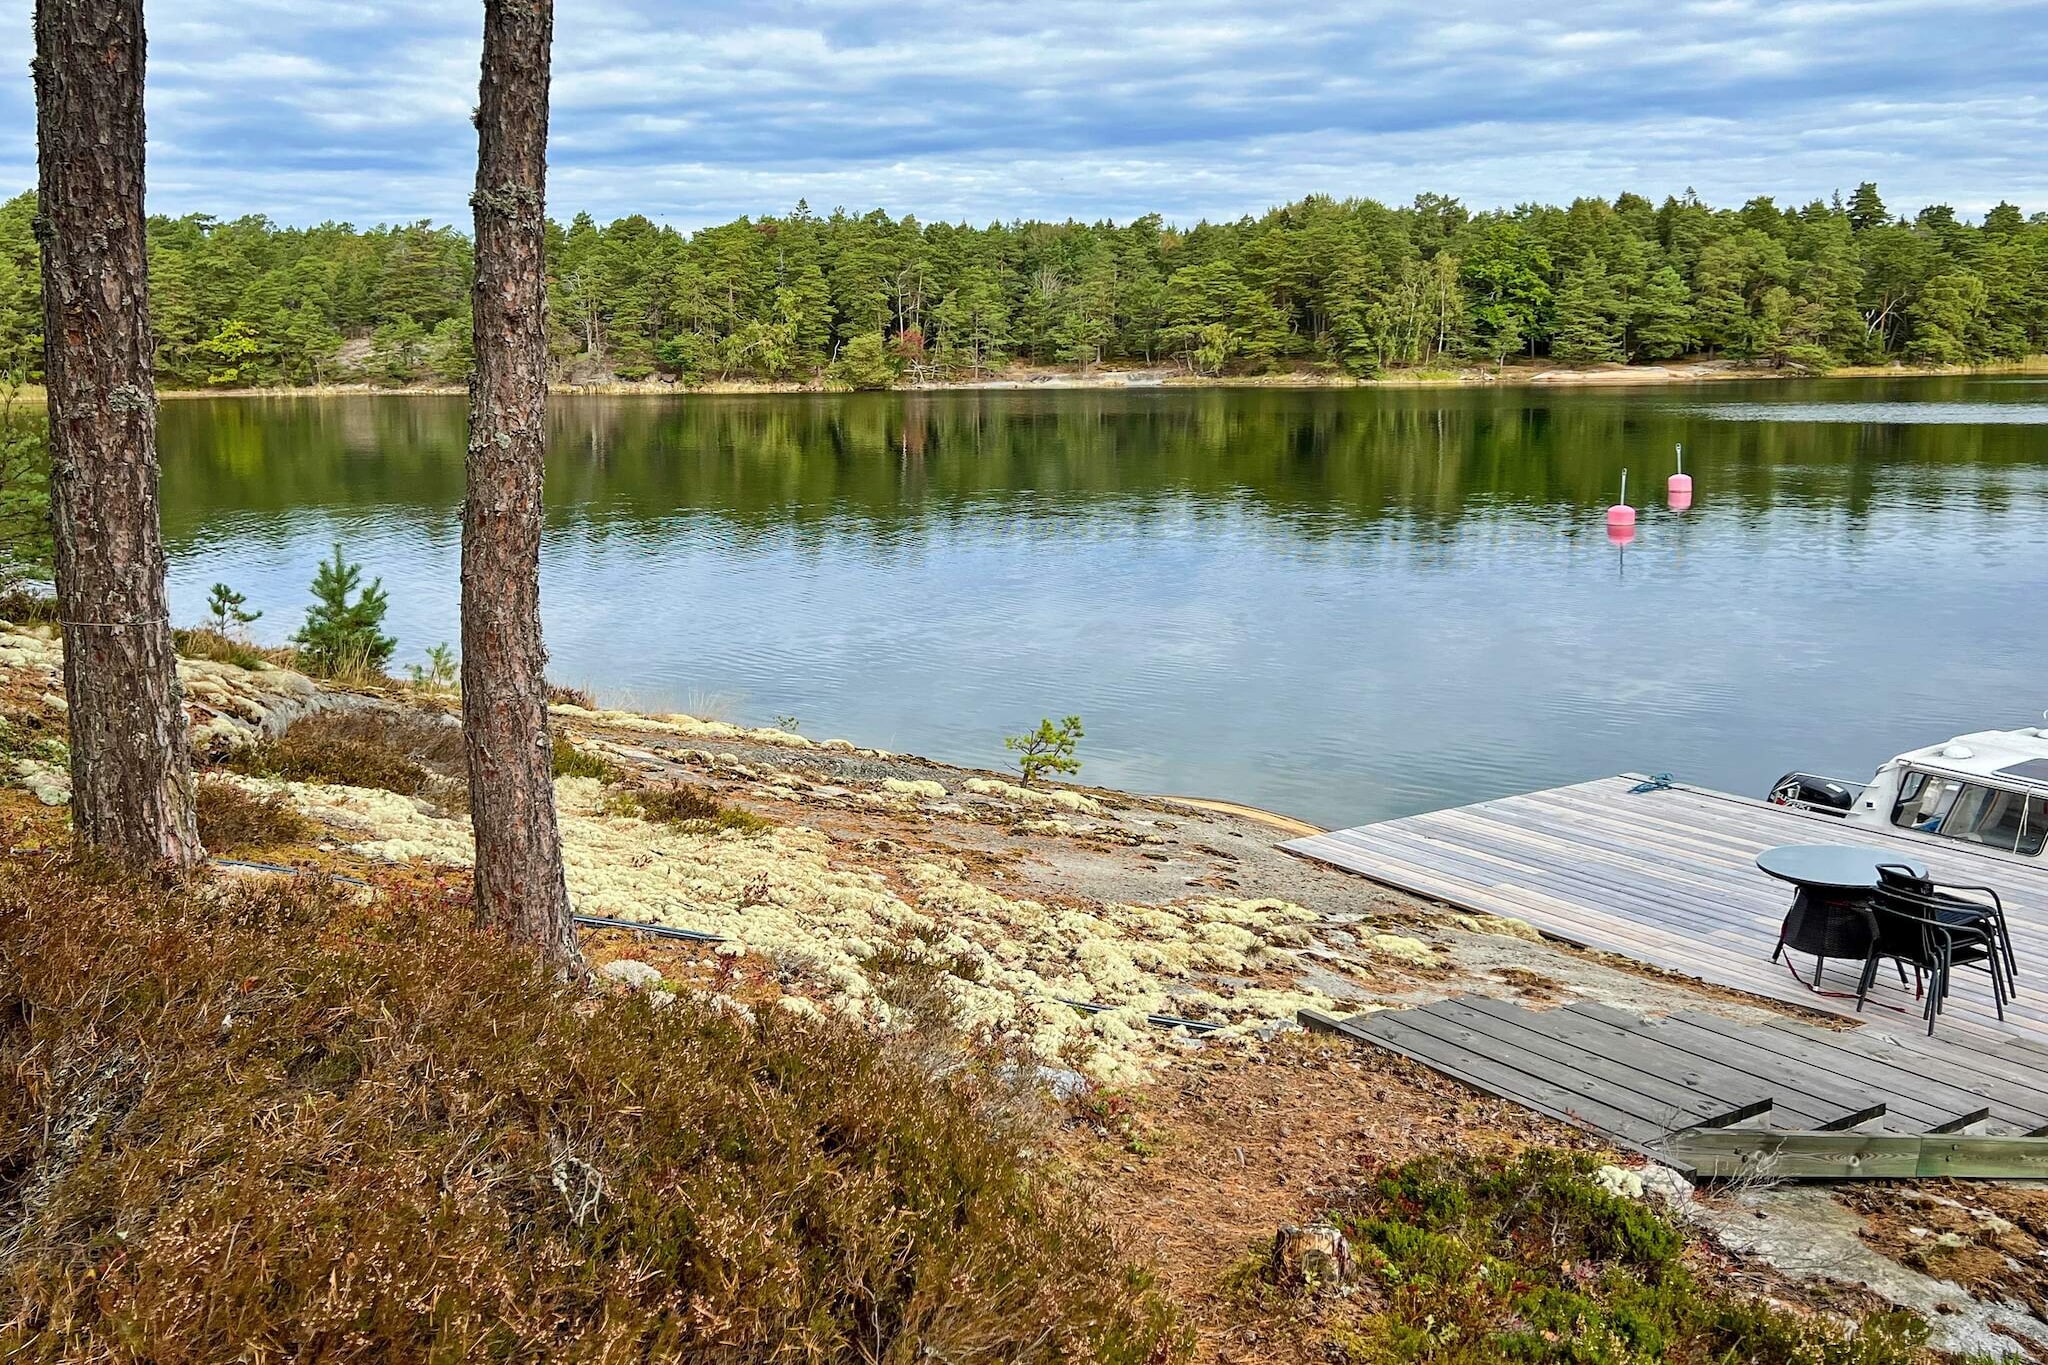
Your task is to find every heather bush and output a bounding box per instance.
[222,707,468,813]
[0,841,1183,1362]
[195,777,316,853]
[550,732,621,782]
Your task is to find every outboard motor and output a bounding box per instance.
[1767,771,1855,814]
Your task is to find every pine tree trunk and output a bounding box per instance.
[34,0,202,867]
[463,0,577,966]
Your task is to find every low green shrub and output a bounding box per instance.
[550,732,621,782]
[405,643,457,693]
[0,714,66,766]
[1317,1150,1930,1365]
[0,843,1182,1362]
[608,780,771,833]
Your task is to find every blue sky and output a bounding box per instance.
[3,1,2046,229]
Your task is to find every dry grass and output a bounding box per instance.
[173,626,296,671]
[0,590,58,624]
[195,778,317,853]
[681,689,741,724]
[289,636,397,688]
[222,707,469,813]
[0,838,1184,1362]
[546,681,598,710]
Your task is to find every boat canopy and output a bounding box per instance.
[1884,727,2048,791]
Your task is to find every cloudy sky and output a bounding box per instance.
[2,0,2045,229]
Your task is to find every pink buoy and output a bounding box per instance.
[1668,443,1693,508]
[1607,520,1636,546]
[1606,468,1636,528]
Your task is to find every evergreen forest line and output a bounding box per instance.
[0,183,2043,391]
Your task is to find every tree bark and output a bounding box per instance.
[34,0,202,867]
[463,0,577,966]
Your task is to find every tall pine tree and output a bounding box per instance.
[462,0,578,969]
[34,0,202,865]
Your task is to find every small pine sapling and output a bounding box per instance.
[407,642,458,692]
[1005,715,1084,787]
[292,543,396,680]
[206,582,262,636]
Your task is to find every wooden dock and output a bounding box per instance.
[1302,998,2048,1178]
[1284,776,2048,1050]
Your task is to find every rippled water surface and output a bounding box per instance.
[157,376,2048,827]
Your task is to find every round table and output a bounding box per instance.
[1756,845,1928,989]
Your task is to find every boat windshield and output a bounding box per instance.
[1891,769,2048,856]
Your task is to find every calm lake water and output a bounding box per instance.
[156,378,2048,828]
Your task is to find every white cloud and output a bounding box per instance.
[0,0,2044,226]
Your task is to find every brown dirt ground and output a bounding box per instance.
[1841,1181,2048,1325]
[1059,1032,1600,1362]
[1056,1033,1922,1364]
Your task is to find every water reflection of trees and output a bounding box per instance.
[156,385,2046,552]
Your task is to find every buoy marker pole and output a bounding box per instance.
[1668,442,1694,507]
[1607,467,1637,542]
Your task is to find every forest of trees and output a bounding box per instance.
[1,183,2044,390]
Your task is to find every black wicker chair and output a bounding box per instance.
[1857,864,2011,1034]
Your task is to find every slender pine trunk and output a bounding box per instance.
[34,0,202,867]
[463,0,576,966]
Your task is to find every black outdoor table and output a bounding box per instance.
[1757,844,1929,991]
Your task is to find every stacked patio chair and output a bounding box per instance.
[1857,863,2019,1034]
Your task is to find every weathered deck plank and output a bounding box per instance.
[1453,996,1902,1130]
[1664,1131,2048,1180]
[1305,997,2048,1175]
[1284,776,2048,1048]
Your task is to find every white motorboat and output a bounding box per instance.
[1770,725,2048,861]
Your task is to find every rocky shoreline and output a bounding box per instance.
[7,355,2006,404]
[9,619,2048,1357]
[1,620,1734,1083]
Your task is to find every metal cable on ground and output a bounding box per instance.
[1056,997,1224,1033]
[572,912,725,945]
[211,856,370,886]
